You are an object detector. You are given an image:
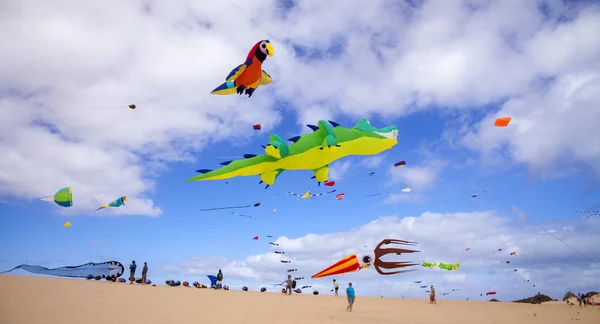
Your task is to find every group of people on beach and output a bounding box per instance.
[330,279,355,312]
[128,260,148,285]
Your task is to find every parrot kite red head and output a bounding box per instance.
[247,40,274,62]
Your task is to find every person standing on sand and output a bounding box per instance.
[333,279,339,296]
[216,269,223,289]
[429,285,436,304]
[346,282,355,312]
[285,274,293,295]
[141,262,148,285]
[129,261,136,285]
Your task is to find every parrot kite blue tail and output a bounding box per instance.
[211,81,238,95]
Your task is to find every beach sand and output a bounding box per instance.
[1,275,598,324]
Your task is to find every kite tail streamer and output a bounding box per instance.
[1,261,125,278]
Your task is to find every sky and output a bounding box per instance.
[0,0,599,301]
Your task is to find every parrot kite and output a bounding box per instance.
[96,196,128,211]
[211,40,274,98]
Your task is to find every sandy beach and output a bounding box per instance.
[0,275,598,324]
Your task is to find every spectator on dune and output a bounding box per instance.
[216,270,223,290]
[333,279,339,296]
[346,282,355,312]
[285,274,293,295]
[142,262,148,285]
[129,261,136,285]
[429,285,436,304]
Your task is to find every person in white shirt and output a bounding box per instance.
[333,279,339,296]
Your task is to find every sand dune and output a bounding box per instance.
[1,275,598,324]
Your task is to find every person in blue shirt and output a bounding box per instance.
[346,282,355,312]
[128,261,137,285]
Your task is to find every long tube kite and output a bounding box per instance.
[211,40,274,98]
[188,119,399,188]
[199,202,261,211]
[312,239,420,278]
[1,261,124,278]
[39,187,73,208]
[96,196,128,211]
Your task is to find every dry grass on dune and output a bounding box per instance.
[1,275,599,324]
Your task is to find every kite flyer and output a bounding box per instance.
[346,282,355,312]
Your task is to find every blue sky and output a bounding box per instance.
[1,0,599,301]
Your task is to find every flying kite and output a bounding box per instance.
[324,181,335,187]
[211,40,274,98]
[295,277,304,280]
[438,262,460,271]
[336,193,345,200]
[1,261,124,278]
[253,124,261,130]
[494,117,511,127]
[311,239,420,278]
[199,202,261,211]
[274,251,285,254]
[63,221,71,228]
[231,211,252,218]
[366,188,411,197]
[269,242,279,246]
[414,281,422,283]
[465,248,470,251]
[129,104,136,109]
[394,161,406,167]
[420,285,427,288]
[510,252,516,256]
[284,190,337,199]
[485,292,496,296]
[253,236,259,240]
[421,262,436,268]
[96,196,128,211]
[39,187,72,208]
[280,260,291,263]
[187,119,399,188]
[287,269,297,272]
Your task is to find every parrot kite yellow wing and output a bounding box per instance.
[96,196,128,211]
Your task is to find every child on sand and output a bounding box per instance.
[429,285,436,304]
[346,283,355,312]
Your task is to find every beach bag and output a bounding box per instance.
[292,280,297,289]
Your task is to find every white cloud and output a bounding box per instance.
[159,211,600,299]
[387,159,447,190]
[328,160,352,181]
[360,155,385,169]
[1,0,599,217]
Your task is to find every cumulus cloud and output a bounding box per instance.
[159,210,600,299]
[360,155,385,169]
[1,0,599,217]
[328,160,352,181]
[387,159,446,190]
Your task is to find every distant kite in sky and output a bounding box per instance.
[129,104,136,109]
[63,221,71,228]
[465,248,470,251]
[40,187,72,208]
[211,40,274,98]
[366,188,411,197]
[312,239,420,278]
[336,193,345,200]
[438,262,460,271]
[394,161,406,168]
[269,242,279,246]
[253,124,261,130]
[324,181,335,187]
[253,236,259,240]
[96,196,128,211]
[284,190,337,199]
[199,202,261,211]
[494,117,511,127]
[188,119,398,187]
[1,261,124,278]
[274,251,285,254]
[421,262,436,268]
[280,260,291,263]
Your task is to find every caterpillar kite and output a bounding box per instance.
[188,119,399,188]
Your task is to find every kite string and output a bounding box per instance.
[222,0,594,263]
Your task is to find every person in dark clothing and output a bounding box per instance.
[141,262,148,285]
[216,270,223,289]
[129,261,136,285]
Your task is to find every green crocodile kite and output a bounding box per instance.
[187,119,399,187]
